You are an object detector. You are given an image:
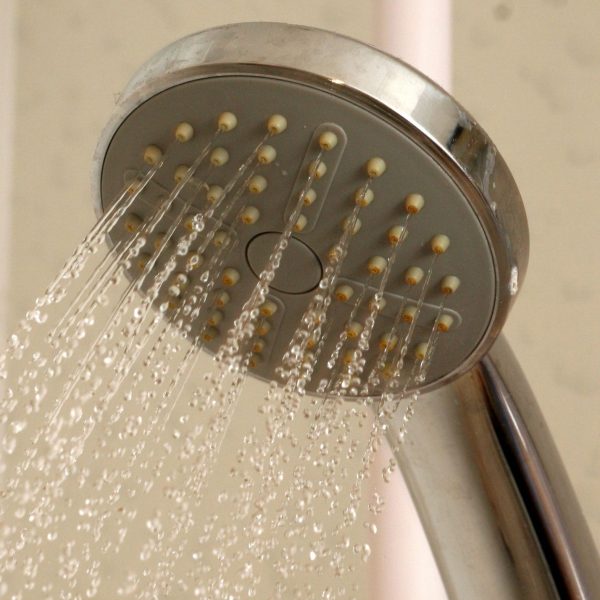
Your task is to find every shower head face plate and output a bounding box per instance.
[94,23,528,396]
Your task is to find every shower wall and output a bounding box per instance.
[6,0,599,557]
[453,0,600,551]
[0,0,15,346]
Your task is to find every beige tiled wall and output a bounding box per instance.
[8,0,599,575]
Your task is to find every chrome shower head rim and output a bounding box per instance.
[92,22,528,393]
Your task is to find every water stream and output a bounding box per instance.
[0,117,452,599]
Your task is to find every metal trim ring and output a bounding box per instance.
[91,22,529,390]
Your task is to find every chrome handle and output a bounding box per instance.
[388,335,600,599]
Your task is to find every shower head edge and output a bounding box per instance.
[91,22,528,392]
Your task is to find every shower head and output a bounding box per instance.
[92,22,528,396]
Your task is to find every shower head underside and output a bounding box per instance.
[93,23,528,397]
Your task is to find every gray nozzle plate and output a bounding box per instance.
[100,76,496,394]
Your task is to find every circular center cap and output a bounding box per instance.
[246,232,323,294]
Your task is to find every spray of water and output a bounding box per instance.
[0,113,455,598]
